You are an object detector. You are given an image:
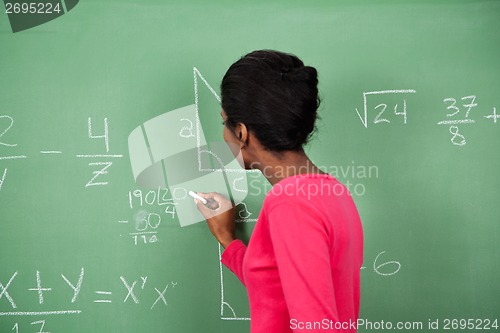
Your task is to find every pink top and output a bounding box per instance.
[221,173,363,333]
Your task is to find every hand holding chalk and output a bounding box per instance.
[189,191,207,204]
[189,191,220,210]
[192,191,236,249]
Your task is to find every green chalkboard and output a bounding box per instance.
[1,1,499,332]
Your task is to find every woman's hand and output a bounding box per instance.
[195,192,236,249]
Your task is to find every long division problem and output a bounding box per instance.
[116,187,179,245]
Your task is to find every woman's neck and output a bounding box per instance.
[251,149,326,186]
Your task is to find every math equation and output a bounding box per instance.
[354,90,498,146]
[0,116,124,189]
[0,268,178,333]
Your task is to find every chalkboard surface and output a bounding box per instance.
[1,1,499,332]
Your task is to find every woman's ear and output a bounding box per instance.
[235,123,248,148]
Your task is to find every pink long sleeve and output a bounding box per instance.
[221,239,247,286]
[268,202,339,328]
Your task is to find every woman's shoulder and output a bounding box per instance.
[264,173,339,208]
[268,172,336,195]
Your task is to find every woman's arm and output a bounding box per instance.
[195,192,247,285]
[268,202,339,326]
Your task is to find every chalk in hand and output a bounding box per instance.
[189,191,221,210]
[204,198,220,210]
[189,191,208,204]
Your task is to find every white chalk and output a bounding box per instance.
[188,191,207,204]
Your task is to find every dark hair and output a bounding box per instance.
[221,50,320,152]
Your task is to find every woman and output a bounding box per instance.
[195,50,363,333]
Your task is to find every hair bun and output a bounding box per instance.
[296,66,317,82]
[221,49,320,152]
[281,66,317,84]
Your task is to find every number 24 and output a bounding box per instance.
[374,100,408,124]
